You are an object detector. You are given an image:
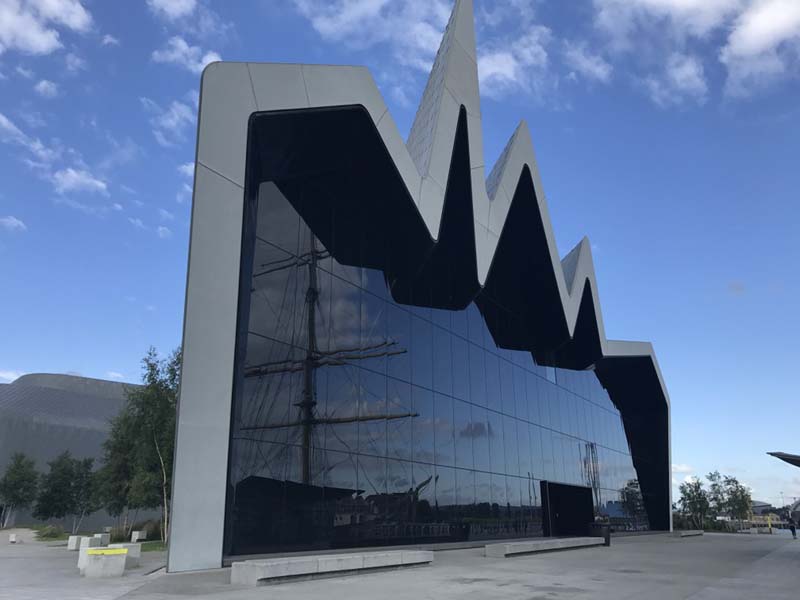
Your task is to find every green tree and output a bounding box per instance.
[0,453,39,528]
[98,407,139,533]
[621,479,646,523]
[679,477,709,529]
[706,471,725,518]
[72,458,101,533]
[103,347,180,542]
[34,452,100,534]
[723,475,752,522]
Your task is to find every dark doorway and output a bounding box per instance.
[541,481,594,537]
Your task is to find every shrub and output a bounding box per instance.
[35,524,66,540]
[109,526,129,543]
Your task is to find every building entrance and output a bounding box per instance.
[541,482,594,537]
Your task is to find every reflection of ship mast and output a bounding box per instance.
[242,235,417,484]
[584,442,601,508]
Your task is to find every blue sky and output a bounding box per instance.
[1,0,799,507]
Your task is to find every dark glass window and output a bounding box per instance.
[224,175,648,556]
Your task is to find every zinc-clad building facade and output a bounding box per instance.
[168,0,671,572]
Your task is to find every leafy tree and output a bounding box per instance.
[723,475,752,521]
[72,458,101,533]
[103,347,180,542]
[0,453,39,528]
[678,477,709,529]
[621,479,646,521]
[98,407,139,532]
[706,471,725,518]
[34,452,100,534]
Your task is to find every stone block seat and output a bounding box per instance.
[108,543,142,568]
[81,548,128,578]
[484,537,605,558]
[231,550,433,586]
[675,530,704,538]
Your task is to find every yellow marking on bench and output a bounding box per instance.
[87,548,128,556]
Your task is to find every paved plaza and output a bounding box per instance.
[2,529,798,600]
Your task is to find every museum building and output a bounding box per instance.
[168,0,671,572]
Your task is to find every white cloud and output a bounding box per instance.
[106,371,125,380]
[158,208,174,221]
[563,41,613,83]
[146,0,197,20]
[101,33,119,46]
[292,0,450,72]
[97,135,141,172]
[672,463,694,474]
[0,111,60,162]
[16,65,34,78]
[0,369,25,383]
[721,0,800,97]
[52,167,107,194]
[157,225,172,239]
[0,0,93,56]
[0,215,27,232]
[34,79,58,98]
[128,217,145,229]
[478,26,553,99]
[644,52,708,107]
[112,202,123,211]
[65,52,86,72]
[176,181,192,203]
[594,0,744,51]
[141,96,195,147]
[18,110,45,128]
[177,161,194,177]
[151,36,220,74]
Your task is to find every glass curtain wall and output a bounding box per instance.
[224,184,649,557]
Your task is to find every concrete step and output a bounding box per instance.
[484,537,605,558]
[231,550,433,586]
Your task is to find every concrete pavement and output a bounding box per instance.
[3,529,799,599]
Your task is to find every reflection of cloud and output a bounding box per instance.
[459,421,488,438]
[671,463,693,474]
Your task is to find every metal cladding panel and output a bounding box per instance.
[169,164,245,572]
[171,0,672,572]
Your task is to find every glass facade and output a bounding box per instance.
[224,185,649,557]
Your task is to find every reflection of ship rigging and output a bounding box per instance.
[583,442,601,509]
[241,235,417,484]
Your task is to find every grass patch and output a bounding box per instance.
[141,540,167,552]
[32,524,70,541]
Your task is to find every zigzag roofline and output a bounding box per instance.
[190,0,669,401]
[168,0,674,571]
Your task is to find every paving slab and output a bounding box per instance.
[4,529,800,599]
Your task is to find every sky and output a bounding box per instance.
[1,0,799,508]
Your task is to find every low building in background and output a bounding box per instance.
[0,373,138,530]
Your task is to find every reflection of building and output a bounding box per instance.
[169,0,672,572]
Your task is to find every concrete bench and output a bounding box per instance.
[81,548,128,578]
[675,530,703,538]
[77,538,103,570]
[108,543,142,568]
[231,550,433,586]
[67,535,82,550]
[131,530,147,543]
[8,533,17,544]
[93,533,111,546]
[484,537,605,558]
